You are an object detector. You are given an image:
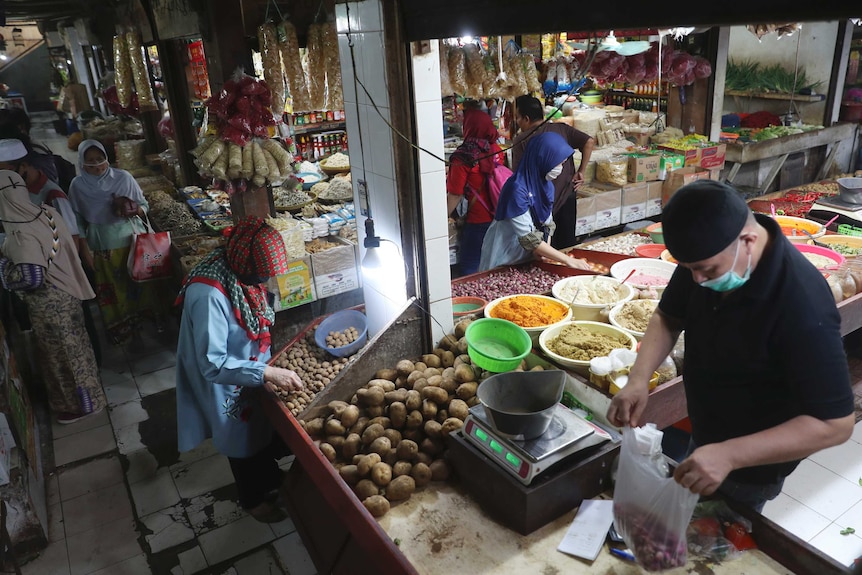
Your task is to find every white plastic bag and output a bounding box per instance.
[613,425,699,571]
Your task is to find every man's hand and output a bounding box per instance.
[566,257,591,271]
[263,366,303,393]
[573,171,585,191]
[673,443,734,496]
[606,379,650,427]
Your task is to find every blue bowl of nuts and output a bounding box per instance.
[314,309,368,358]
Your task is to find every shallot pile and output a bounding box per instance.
[451,265,565,300]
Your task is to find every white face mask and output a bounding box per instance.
[545,163,564,181]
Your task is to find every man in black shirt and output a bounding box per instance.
[607,180,854,512]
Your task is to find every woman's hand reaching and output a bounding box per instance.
[263,366,304,393]
[565,257,592,271]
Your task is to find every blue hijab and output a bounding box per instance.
[495,131,574,223]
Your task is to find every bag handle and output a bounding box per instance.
[133,213,155,234]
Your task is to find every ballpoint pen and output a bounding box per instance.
[609,547,637,562]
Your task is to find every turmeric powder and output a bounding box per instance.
[489,296,568,328]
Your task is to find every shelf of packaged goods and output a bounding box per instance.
[291,121,346,135]
[725,90,826,102]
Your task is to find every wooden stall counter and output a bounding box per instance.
[262,302,849,575]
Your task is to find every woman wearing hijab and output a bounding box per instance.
[0,170,105,424]
[446,108,504,276]
[175,216,303,523]
[478,132,591,272]
[69,139,164,344]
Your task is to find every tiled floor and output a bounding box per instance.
[20,111,862,573]
[19,113,318,575]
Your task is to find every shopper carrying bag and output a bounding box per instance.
[127,214,172,282]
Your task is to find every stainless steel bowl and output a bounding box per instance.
[476,370,566,439]
[838,178,862,205]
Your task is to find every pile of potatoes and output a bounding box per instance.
[301,320,483,518]
[270,332,356,416]
[325,327,360,349]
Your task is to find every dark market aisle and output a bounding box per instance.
[19,113,317,575]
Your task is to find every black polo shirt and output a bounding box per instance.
[660,214,854,484]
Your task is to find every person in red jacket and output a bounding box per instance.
[446,107,503,276]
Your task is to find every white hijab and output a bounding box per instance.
[69,139,145,225]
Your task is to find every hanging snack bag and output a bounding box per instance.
[439,41,453,96]
[448,45,468,96]
[113,34,133,109]
[306,23,327,110]
[463,43,486,100]
[278,20,313,113]
[322,21,344,112]
[125,30,158,111]
[258,22,286,117]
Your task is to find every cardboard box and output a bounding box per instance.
[654,151,686,180]
[708,167,723,181]
[661,167,711,206]
[270,255,316,311]
[657,143,727,170]
[311,236,360,298]
[621,183,648,224]
[575,194,596,236]
[580,183,621,230]
[697,143,727,170]
[626,153,660,183]
[646,181,664,217]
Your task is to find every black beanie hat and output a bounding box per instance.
[662,180,751,263]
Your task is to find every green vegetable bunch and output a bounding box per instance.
[726,59,823,94]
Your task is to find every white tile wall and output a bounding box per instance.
[425,236,453,303]
[419,170,448,241]
[335,1,382,35]
[359,32,389,107]
[412,41,443,104]
[414,100,446,175]
[366,105,395,179]
[428,299,454,345]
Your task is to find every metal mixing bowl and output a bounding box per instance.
[838,177,862,205]
[476,370,566,439]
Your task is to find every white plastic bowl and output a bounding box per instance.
[538,320,638,376]
[551,276,635,323]
[608,299,660,340]
[610,258,677,294]
[484,294,573,344]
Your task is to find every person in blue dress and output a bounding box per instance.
[478,131,590,272]
[175,216,303,523]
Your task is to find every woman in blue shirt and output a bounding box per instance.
[175,216,303,523]
[478,132,589,272]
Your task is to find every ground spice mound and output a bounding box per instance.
[614,300,658,333]
[547,324,630,361]
[490,295,568,327]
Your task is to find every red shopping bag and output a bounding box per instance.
[127,216,172,282]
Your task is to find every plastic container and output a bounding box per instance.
[773,215,825,243]
[635,243,666,258]
[476,370,566,439]
[660,249,678,264]
[551,276,634,322]
[452,296,487,319]
[314,309,368,358]
[464,318,532,373]
[609,258,677,294]
[484,294,573,343]
[808,235,862,256]
[538,320,638,376]
[793,243,845,270]
[645,222,663,244]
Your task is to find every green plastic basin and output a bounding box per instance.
[465,318,532,373]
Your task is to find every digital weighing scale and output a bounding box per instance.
[462,403,611,485]
[808,195,862,226]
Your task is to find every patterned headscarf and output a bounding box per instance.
[449,108,499,175]
[176,216,289,351]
